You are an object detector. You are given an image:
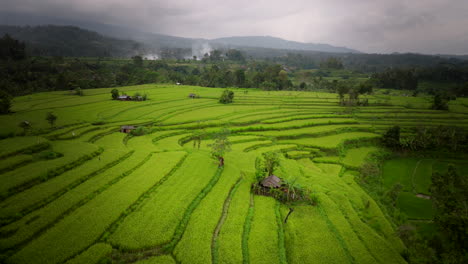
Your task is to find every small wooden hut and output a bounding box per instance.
[260,175,282,188]
[188,93,197,98]
[118,95,132,101]
[120,125,136,133]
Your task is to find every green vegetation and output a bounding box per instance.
[219,90,234,104]
[0,79,466,264]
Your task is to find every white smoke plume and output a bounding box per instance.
[191,42,213,60]
[143,54,160,60]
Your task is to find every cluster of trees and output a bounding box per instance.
[179,62,293,90]
[371,68,419,90]
[382,125,467,152]
[0,34,26,60]
[371,65,468,96]
[336,80,373,106]
[319,57,344,69]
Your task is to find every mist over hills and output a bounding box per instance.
[211,36,359,53]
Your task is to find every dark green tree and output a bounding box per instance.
[111,89,119,100]
[382,125,401,149]
[299,82,307,90]
[432,94,449,110]
[0,90,12,114]
[234,69,246,87]
[132,55,143,67]
[46,112,57,127]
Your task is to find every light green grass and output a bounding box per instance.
[65,243,112,264]
[109,152,217,249]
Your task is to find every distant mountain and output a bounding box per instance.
[0,12,359,54]
[211,36,360,53]
[0,25,143,57]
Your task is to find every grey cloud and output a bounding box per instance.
[0,0,467,54]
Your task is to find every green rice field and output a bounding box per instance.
[1,84,467,264]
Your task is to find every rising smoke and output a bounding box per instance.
[191,41,213,60]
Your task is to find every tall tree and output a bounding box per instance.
[209,128,231,167]
[263,152,280,176]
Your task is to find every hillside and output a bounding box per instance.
[212,35,359,53]
[0,25,143,57]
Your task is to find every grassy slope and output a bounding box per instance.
[2,83,466,264]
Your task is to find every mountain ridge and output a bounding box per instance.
[0,12,358,54]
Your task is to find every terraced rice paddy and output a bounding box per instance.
[1,84,467,264]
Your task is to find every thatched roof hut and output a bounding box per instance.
[260,175,282,188]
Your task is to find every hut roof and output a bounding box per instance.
[118,95,131,99]
[260,175,282,188]
[121,125,136,129]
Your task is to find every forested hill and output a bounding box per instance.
[212,36,359,53]
[0,25,144,57]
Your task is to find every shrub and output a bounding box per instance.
[75,87,84,96]
[219,90,234,104]
[130,126,150,136]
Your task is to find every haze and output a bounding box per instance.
[1,0,468,54]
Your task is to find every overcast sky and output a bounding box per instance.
[2,0,468,54]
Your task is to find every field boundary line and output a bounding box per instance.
[275,201,288,264]
[163,166,224,253]
[242,193,255,264]
[211,177,243,264]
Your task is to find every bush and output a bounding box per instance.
[431,94,448,110]
[382,125,400,149]
[130,126,150,136]
[75,87,84,96]
[219,90,234,104]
